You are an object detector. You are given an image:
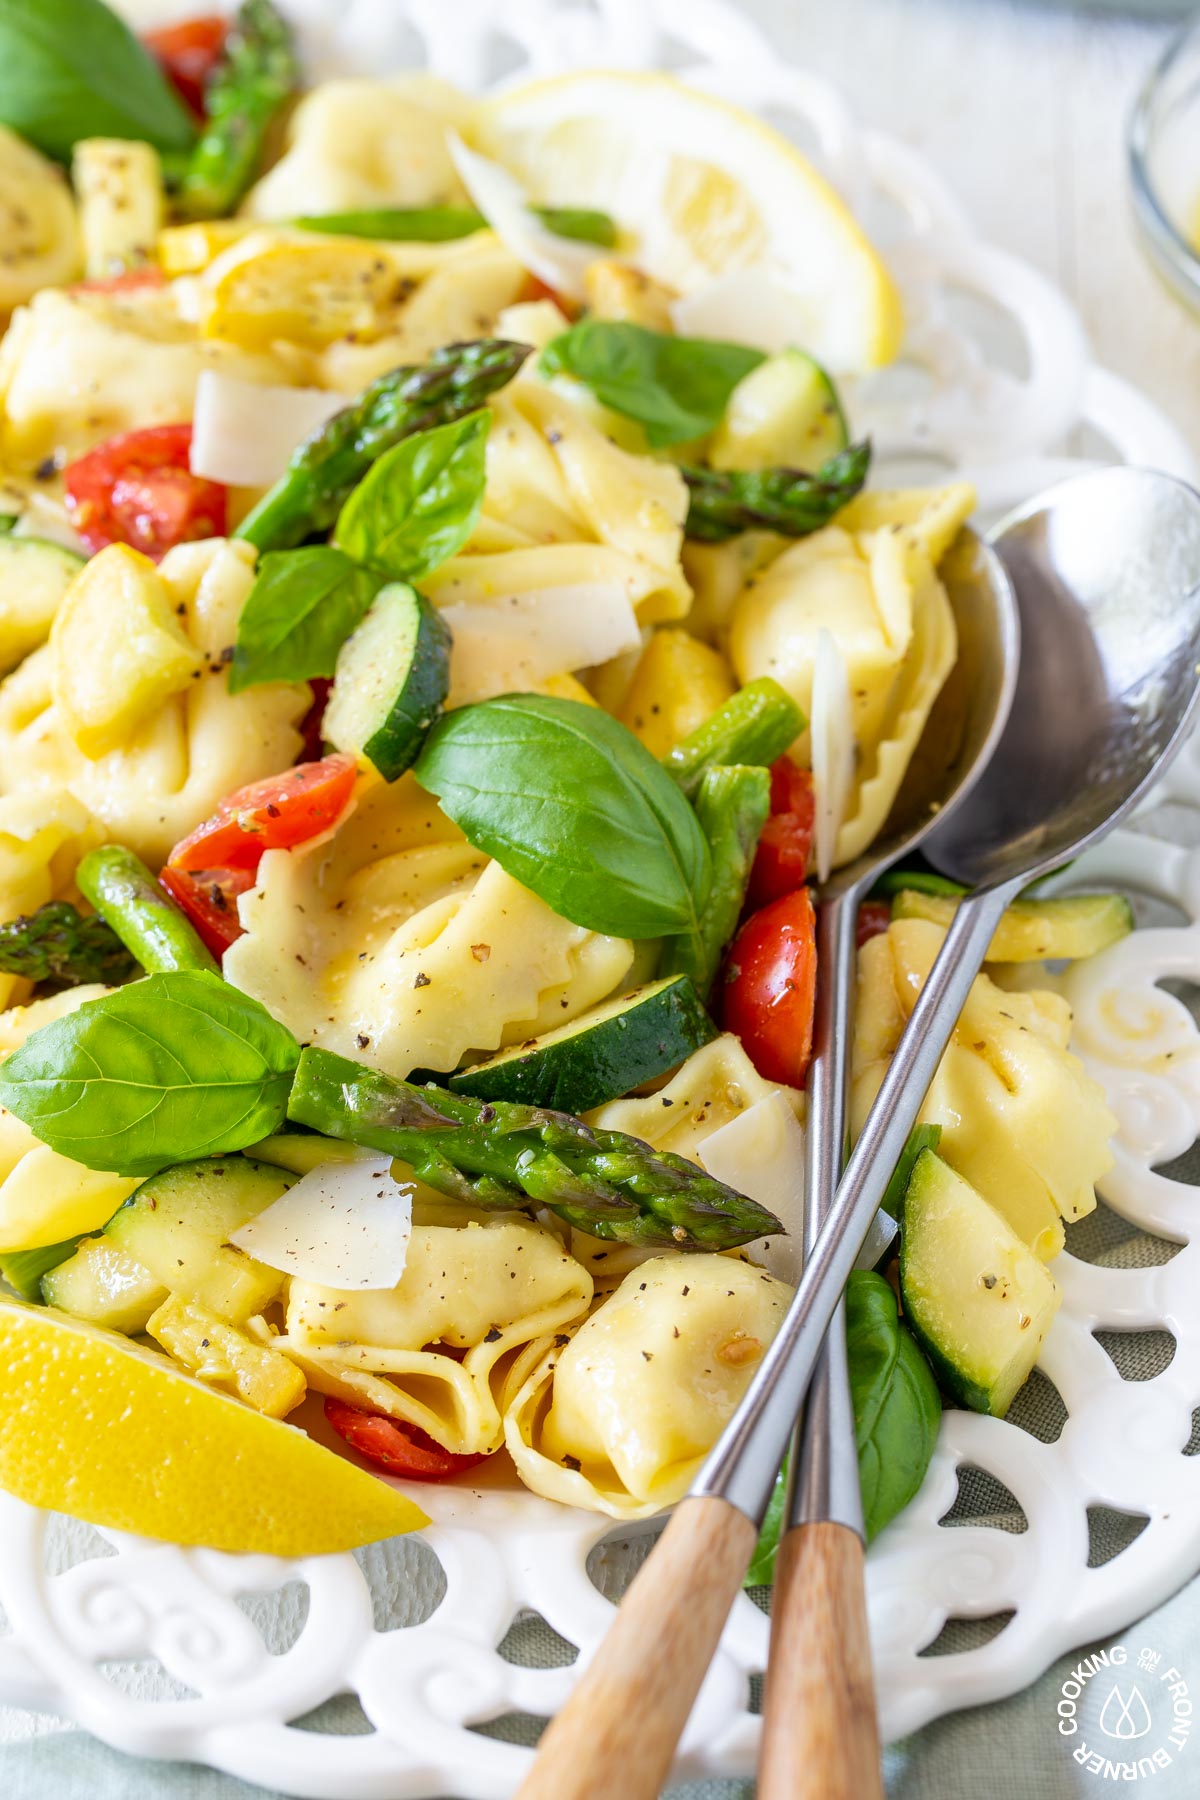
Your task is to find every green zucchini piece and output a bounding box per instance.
[448,975,718,1113]
[41,1238,167,1335]
[871,868,967,900]
[708,349,848,474]
[323,582,451,781]
[0,1237,80,1303]
[892,888,1133,962]
[899,1150,1061,1417]
[0,536,85,674]
[104,1156,295,1323]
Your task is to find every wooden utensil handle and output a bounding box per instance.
[516,1494,757,1800]
[758,1519,883,1800]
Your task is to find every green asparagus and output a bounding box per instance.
[662,678,804,799]
[661,764,770,999]
[175,0,299,220]
[681,441,870,543]
[295,207,488,242]
[76,847,219,977]
[235,338,532,553]
[531,206,617,247]
[287,1046,783,1250]
[0,902,138,986]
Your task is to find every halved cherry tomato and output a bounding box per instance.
[159,865,254,960]
[71,267,168,297]
[721,886,818,1088]
[168,752,359,874]
[63,424,227,560]
[299,677,332,763]
[143,15,228,115]
[324,1398,492,1482]
[517,272,581,318]
[856,900,893,949]
[745,757,815,910]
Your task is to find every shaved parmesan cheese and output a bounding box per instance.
[442,584,641,707]
[190,371,346,488]
[447,133,596,301]
[229,1158,413,1291]
[670,270,813,355]
[810,626,855,884]
[698,1090,805,1284]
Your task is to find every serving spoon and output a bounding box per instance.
[516,466,1200,1800]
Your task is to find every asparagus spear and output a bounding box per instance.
[661,764,770,999]
[0,902,138,986]
[662,678,804,800]
[295,207,488,242]
[681,441,870,543]
[76,847,219,977]
[235,339,532,553]
[287,1046,783,1250]
[175,0,299,221]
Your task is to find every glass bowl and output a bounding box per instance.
[1129,14,1200,312]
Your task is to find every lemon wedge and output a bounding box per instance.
[0,1298,427,1554]
[472,71,902,372]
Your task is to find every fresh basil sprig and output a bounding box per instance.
[0,971,300,1175]
[539,321,764,448]
[847,1269,942,1541]
[0,0,196,161]
[230,547,383,694]
[335,409,489,583]
[414,694,712,939]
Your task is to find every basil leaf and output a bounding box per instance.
[335,409,489,582]
[846,1270,941,1542]
[0,971,300,1176]
[539,321,764,448]
[230,546,382,693]
[531,206,617,248]
[414,694,712,939]
[0,0,196,161]
[296,207,487,241]
[745,1457,787,1588]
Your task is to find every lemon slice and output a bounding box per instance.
[0,1298,427,1554]
[472,71,902,372]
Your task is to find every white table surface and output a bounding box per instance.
[744,0,1200,455]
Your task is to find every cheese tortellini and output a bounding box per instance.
[224,770,635,1078]
[0,126,80,313]
[0,539,311,866]
[0,986,138,1250]
[505,1255,791,1518]
[0,789,100,1010]
[278,1211,594,1457]
[852,919,1115,1259]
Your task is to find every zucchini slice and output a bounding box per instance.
[0,1237,80,1303]
[324,581,451,781]
[891,887,1133,962]
[41,1238,167,1335]
[0,536,85,674]
[707,349,848,474]
[449,974,718,1113]
[104,1156,295,1324]
[899,1150,1061,1417]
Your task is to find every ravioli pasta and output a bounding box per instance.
[852,919,1116,1259]
[277,1212,594,1456]
[224,770,635,1077]
[505,1255,791,1518]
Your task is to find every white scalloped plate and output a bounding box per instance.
[3,1,1200,1791]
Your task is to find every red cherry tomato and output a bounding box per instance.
[159,865,254,959]
[324,1398,493,1482]
[143,15,228,115]
[856,900,893,949]
[517,272,581,318]
[167,752,358,874]
[721,886,818,1088]
[71,267,167,297]
[63,424,227,560]
[745,757,815,910]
